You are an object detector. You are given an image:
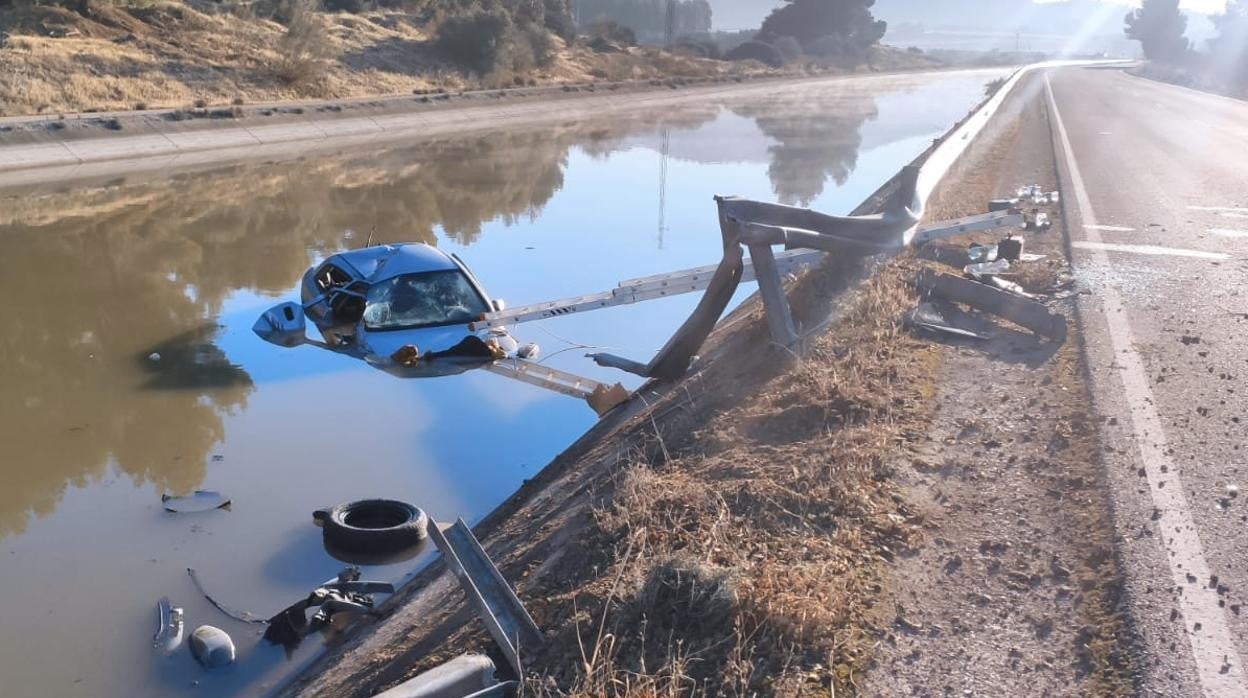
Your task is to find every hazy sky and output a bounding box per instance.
[1047,0,1227,12]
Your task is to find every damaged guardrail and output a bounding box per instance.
[579,61,1111,378]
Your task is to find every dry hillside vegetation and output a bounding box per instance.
[0,1,756,116]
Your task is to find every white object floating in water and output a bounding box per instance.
[189,625,235,668]
[148,352,161,362]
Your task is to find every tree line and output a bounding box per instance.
[1126,0,1248,93]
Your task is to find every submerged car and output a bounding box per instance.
[255,243,511,377]
[254,241,631,414]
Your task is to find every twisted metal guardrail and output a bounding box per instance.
[586,60,1115,379]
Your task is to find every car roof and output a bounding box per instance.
[330,243,460,282]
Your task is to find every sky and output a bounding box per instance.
[1039,0,1226,12]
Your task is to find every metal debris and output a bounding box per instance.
[917,269,1067,342]
[965,259,1011,279]
[429,519,543,678]
[372,654,508,698]
[263,567,394,651]
[162,490,231,513]
[908,301,992,340]
[153,597,184,655]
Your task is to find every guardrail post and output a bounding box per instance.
[747,243,799,346]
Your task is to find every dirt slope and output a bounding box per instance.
[0,1,937,117]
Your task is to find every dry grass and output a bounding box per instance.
[0,1,765,116]
[519,262,943,696]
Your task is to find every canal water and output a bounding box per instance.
[0,68,1006,697]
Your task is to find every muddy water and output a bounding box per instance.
[0,69,1006,697]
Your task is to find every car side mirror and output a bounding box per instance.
[492,299,507,312]
[253,302,307,347]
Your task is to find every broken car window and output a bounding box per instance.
[363,271,488,331]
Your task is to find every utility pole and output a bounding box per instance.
[664,0,676,48]
[657,127,669,250]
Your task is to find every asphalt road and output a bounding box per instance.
[1049,66,1248,696]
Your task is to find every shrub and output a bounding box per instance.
[436,9,511,74]
[521,23,555,66]
[543,2,576,42]
[773,35,802,63]
[273,0,337,88]
[673,37,720,59]
[323,0,364,12]
[725,40,783,68]
[588,19,636,47]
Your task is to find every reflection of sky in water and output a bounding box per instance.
[0,69,1007,697]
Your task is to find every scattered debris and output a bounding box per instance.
[1026,212,1052,231]
[264,568,394,652]
[989,199,1017,212]
[965,259,1011,279]
[997,236,1024,261]
[153,597,184,656]
[147,352,161,362]
[162,490,230,513]
[189,625,235,668]
[917,269,1067,342]
[967,243,997,263]
[908,301,992,340]
[1180,335,1202,346]
[187,568,269,625]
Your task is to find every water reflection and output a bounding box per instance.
[0,94,888,541]
[0,69,1015,698]
[733,91,879,206]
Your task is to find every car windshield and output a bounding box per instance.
[362,270,488,331]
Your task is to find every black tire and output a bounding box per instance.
[313,499,428,555]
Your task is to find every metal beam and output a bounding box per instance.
[427,519,543,679]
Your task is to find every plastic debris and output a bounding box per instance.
[189,625,235,668]
[153,597,184,655]
[148,352,161,362]
[965,259,1011,279]
[162,490,231,513]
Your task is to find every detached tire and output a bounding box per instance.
[313,499,428,555]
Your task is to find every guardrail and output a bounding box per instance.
[587,60,1117,379]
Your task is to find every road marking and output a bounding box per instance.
[1209,228,1248,239]
[1084,224,1135,232]
[1189,205,1248,213]
[1071,241,1229,260]
[1215,212,1248,220]
[1047,73,1247,696]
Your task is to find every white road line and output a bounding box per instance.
[1071,241,1230,260]
[1085,224,1135,232]
[1209,228,1248,239]
[1047,73,1247,696]
[1189,205,1248,213]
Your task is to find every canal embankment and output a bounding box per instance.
[0,67,1007,190]
[279,64,1135,697]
